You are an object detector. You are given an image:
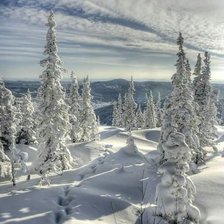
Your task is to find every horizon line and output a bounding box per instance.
[3,78,224,84]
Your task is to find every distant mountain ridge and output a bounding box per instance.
[5,79,172,102]
[5,79,224,125]
[5,78,224,101]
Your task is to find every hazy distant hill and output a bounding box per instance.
[5,79,172,101]
[90,79,172,103]
[5,79,224,124]
[6,79,224,101]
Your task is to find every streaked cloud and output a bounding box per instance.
[0,0,224,81]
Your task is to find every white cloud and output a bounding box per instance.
[0,0,224,80]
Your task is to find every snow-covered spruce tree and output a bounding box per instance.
[80,76,99,142]
[193,54,202,95]
[0,141,11,179]
[218,99,224,125]
[122,93,128,128]
[32,11,74,181]
[0,79,17,150]
[116,93,123,127]
[0,78,20,185]
[155,92,162,127]
[159,33,201,164]
[112,101,119,126]
[192,53,202,117]
[201,53,217,144]
[144,91,157,128]
[193,52,218,147]
[69,72,82,143]
[155,132,200,223]
[14,99,22,132]
[123,77,137,131]
[97,115,100,126]
[135,105,145,128]
[16,90,36,145]
[185,59,192,85]
[207,89,218,138]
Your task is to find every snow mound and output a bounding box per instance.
[68,141,105,166]
[192,156,224,224]
[1,126,224,224]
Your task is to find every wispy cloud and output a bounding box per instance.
[0,0,224,80]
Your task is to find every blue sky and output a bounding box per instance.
[1,0,224,81]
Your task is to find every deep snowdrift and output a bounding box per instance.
[0,126,224,224]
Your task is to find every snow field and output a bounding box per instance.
[0,126,224,223]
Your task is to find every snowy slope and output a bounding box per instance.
[0,126,224,224]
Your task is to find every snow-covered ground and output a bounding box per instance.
[0,126,224,224]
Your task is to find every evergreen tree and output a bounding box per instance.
[218,99,224,125]
[135,105,145,128]
[122,93,128,128]
[185,59,192,84]
[193,53,202,120]
[69,72,82,143]
[123,77,137,131]
[14,100,22,135]
[195,52,218,147]
[0,78,19,185]
[155,132,200,223]
[112,101,119,126]
[80,76,99,141]
[0,141,11,178]
[0,79,17,150]
[111,94,123,128]
[32,11,74,182]
[201,52,211,99]
[159,33,201,164]
[155,92,162,127]
[116,94,123,127]
[97,116,100,126]
[206,89,218,139]
[193,53,202,97]
[16,90,36,145]
[144,91,157,128]
[171,32,187,85]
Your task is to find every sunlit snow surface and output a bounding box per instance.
[0,126,224,224]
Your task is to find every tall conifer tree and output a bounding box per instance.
[69,72,82,142]
[155,92,162,127]
[159,33,201,163]
[144,91,157,128]
[195,52,218,147]
[33,11,74,181]
[123,77,137,131]
[80,77,99,141]
[16,90,36,144]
